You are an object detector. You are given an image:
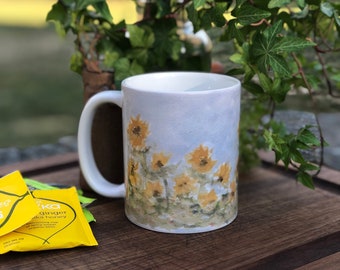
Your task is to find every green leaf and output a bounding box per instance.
[334,10,340,27]
[268,54,291,77]
[320,2,334,17]
[263,20,283,47]
[300,162,319,172]
[92,1,113,21]
[130,60,144,75]
[104,51,120,68]
[263,129,276,150]
[258,73,272,92]
[194,0,207,9]
[268,0,291,9]
[223,19,245,43]
[46,2,67,23]
[271,78,290,103]
[128,48,148,65]
[297,127,321,146]
[186,3,199,30]
[251,21,282,60]
[82,207,96,223]
[152,18,181,63]
[25,178,58,190]
[70,51,83,74]
[127,25,154,48]
[114,58,144,87]
[296,0,305,9]
[226,68,245,76]
[297,171,315,189]
[289,148,306,164]
[114,57,130,82]
[243,81,265,96]
[233,4,271,26]
[229,53,243,64]
[205,2,228,27]
[272,37,316,53]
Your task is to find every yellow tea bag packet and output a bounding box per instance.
[0,171,40,237]
[0,187,98,254]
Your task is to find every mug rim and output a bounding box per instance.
[121,71,240,94]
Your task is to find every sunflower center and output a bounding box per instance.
[199,157,208,167]
[132,126,141,136]
[156,160,164,168]
[179,182,187,188]
[153,190,161,197]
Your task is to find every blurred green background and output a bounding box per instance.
[0,25,82,147]
[0,0,136,148]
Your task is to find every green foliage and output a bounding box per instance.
[46,0,211,88]
[263,124,321,188]
[46,0,340,188]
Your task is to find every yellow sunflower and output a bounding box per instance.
[127,114,150,149]
[145,181,164,198]
[128,158,139,187]
[198,190,218,209]
[173,174,197,197]
[214,163,231,185]
[151,152,171,171]
[230,178,237,200]
[187,144,216,173]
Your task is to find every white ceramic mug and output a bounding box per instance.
[78,72,241,233]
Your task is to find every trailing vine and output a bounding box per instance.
[47,0,340,188]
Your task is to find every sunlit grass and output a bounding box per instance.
[0,0,138,27]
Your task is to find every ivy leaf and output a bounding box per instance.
[271,78,290,103]
[222,19,245,43]
[233,3,271,26]
[128,48,149,65]
[104,51,120,68]
[194,0,207,9]
[297,126,321,147]
[320,2,334,17]
[263,20,283,47]
[46,2,70,36]
[92,1,113,22]
[258,73,272,93]
[289,147,306,164]
[152,18,182,64]
[268,54,291,77]
[251,21,292,76]
[300,162,319,172]
[296,0,306,9]
[204,2,228,27]
[114,58,144,88]
[229,53,243,64]
[243,81,265,96]
[334,10,340,27]
[46,2,67,23]
[297,171,315,189]
[268,0,291,9]
[127,25,154,48]
[272,37,316,53]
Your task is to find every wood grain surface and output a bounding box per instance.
[0,154,339,269]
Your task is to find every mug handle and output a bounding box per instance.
[78,91,125,198]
